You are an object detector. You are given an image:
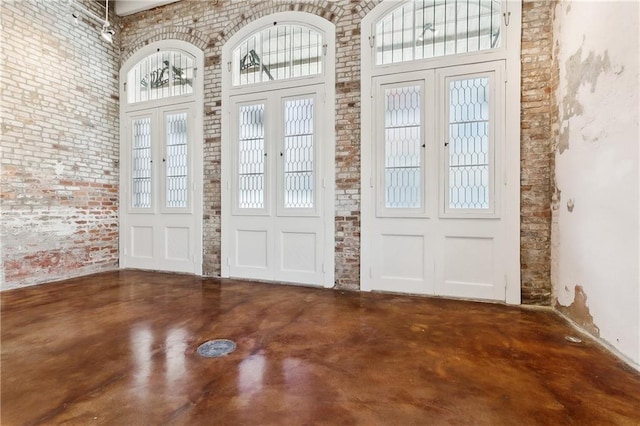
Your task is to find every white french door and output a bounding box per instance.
[362,61,507,301]
[120,103,202,274]
[224,84,331,286]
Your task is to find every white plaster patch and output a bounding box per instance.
[54,161,65,175]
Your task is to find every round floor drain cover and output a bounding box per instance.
[197,339,236,358]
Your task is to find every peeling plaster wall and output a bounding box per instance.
[552,0,639,365]
[1,0,121,289]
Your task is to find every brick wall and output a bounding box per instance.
[3,0,555,304]
[520,0,555,304]
[119,0,555,303]
[1,0,120,289]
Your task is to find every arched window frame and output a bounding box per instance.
[365,0,517,74]
[230,22,326,87]
[122,41,201,111]
[372,0,505,67]
[223,13,333,95]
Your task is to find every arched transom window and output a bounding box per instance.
[232,23,324,86]
[375,0,502,65]
[127,50,195,104]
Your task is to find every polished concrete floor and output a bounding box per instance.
[2,270,639,425]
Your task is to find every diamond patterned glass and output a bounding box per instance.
[127,51,194,104]
[284,98,314,209]
[384,86,422,209]
[165,112,188,208]
[376,0,502,65]
[448,77,489,209]
[238,104,266,209]
[132,117,152,209]
[232,24,323,86]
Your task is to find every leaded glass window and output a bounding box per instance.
[127,51,195,104]
[232,24,324,86]
[375,0,502,65]
[283,97,314,209]
[447,76,490,209]
[132,117,152,208]
[165,112,189,208]
[238,104,266,209]
[384,85,422,209]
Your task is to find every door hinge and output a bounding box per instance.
[369,176,374,188]
[369,267,373,279]
[368,35,375,48]
[323,43,328,56]
[227,257,231,266]
[227,61,232,72]
[322,263,326,273]
[194,67,198,78]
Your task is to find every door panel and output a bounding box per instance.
[227,85,327,286]
[364,62,506,301]
[121,104,201,274]
[131,226,153,258]
[236,228,270,272]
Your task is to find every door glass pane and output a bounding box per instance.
[448,76,489,209]
[132,117,152,209]
[283,98,314,209]
[238,104,266,209]
[384,85,422,209]
[165,112,188,208]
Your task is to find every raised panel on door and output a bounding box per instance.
[274,219,322,285]
[229,218,273,281]
[435,223,505,300]
[371,225,433,295]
